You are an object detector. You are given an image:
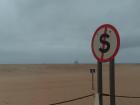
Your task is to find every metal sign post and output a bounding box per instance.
[90,69,95,90]
[92,71,94,90]
[97,61,103,105]
[110,59,115,105]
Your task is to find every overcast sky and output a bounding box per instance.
[0,0,139,64]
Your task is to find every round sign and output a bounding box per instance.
[91,24,120,62]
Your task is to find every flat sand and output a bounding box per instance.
[0,64,140,105]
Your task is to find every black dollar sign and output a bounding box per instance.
[99,33,110,53]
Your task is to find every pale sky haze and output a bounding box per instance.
[0,0,139,64]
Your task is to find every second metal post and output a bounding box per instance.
[109,59,116,105]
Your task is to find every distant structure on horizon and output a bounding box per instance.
[74,60,79,64]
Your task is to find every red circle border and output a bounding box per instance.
[91,24,120,62]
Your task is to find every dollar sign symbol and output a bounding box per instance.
[99,33,110,53]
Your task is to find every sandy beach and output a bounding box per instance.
[0,64,139,105]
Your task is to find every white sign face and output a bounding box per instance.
[91,24,120,62]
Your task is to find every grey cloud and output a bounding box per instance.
[0,0,139,63]
[116,47,140,63]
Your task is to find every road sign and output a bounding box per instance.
[90,69,95,73]
[91,24,120,62]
